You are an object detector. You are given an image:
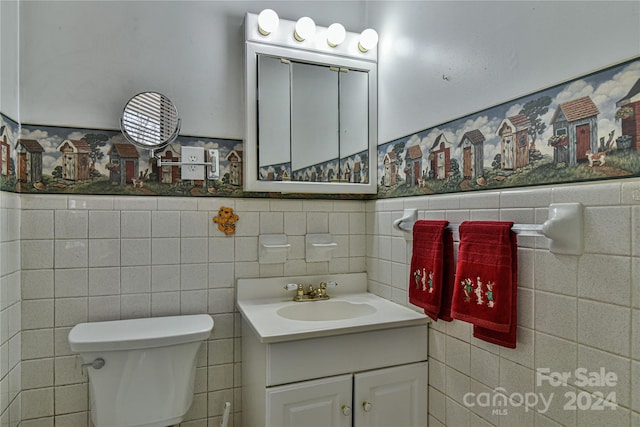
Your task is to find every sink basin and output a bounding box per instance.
[277,300,376,321]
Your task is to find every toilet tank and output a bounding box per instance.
[69,315,214,427]
[69,314,213,352]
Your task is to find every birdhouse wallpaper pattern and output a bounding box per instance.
[2,56,640,199]
[0,120,245,197]
[377,56,640,198]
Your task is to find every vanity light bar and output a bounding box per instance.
[252,10,378,56]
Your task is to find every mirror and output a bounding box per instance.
[339,69,369,164]
[120,92,181,153]
[290,61,339,179]
[244,13,377,194]
[257,56,291,173]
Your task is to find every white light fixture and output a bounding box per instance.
[257,9,279,36]
[358,28,379,52]
[294,17,316,42]
[326,23,346,47]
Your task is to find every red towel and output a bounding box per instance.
[451,221,517,348]
[409,220,454,321]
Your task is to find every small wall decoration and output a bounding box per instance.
[213,206,239,236]
[377,56,640,198]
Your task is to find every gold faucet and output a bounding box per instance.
[284,282,337,302]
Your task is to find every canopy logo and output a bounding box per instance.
[462,367,618,416]
[463,387,553,415]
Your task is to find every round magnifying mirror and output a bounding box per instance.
[120,92,181,153]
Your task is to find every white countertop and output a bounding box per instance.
[236,273,428,343]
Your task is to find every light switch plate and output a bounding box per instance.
[208,149,220,180]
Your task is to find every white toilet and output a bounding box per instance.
[68,314,214,427]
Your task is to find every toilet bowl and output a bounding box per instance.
[68,314,214,427]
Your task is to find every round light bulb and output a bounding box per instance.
[358,28,379,52]
[294,17,316,42]
[326,23,346,47]
[257,9,279,36]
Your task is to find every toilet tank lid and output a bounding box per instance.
[68,314,214,352]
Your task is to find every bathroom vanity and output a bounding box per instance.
[237,273,428,427]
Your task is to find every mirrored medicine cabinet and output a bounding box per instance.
[244,13,378,194]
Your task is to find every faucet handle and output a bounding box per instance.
[285,283,305,299]
[320,281,338,289]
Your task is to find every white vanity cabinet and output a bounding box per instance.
[265,362,428,427]
[242,322,428,427]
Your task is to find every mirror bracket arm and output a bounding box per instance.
[154,148,221,180]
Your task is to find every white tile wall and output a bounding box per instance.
[5,178,640,426]
[15,194,366,425]
[366,179,640,426]
[0,191,21,425]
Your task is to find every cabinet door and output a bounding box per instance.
[339,69,369,159]
[257,55,291,171]
[266,374,353,427]
[291,61,339,175]
[353,362,428,427]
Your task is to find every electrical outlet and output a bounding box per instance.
[181,146,205,180]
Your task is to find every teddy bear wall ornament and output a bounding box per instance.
[213,206,239,236]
